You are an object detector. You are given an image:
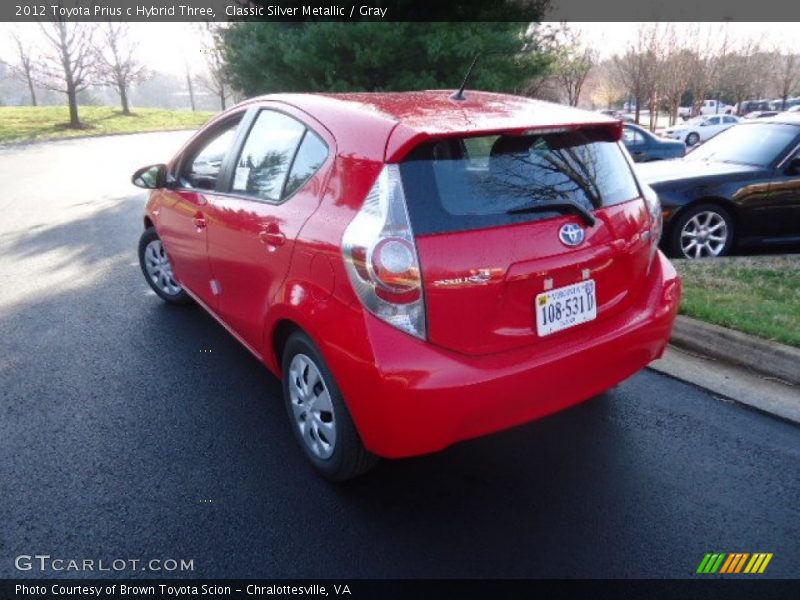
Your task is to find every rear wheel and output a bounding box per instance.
[670,204,734,259]
[138,227,191,304]
[282,331,378,481]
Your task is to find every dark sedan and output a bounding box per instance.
[637,116,800,258]
[622,123,685,162]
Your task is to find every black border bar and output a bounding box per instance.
[3,579,800,600]
[6,0,800,22]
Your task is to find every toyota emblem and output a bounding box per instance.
[559,223,585,246]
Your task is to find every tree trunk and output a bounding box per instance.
[120,85,131,115]
[186,71,196,111]
[26,72,37,106]
[219,88,226,111]
[67,86,80,128]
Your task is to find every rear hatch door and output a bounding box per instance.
[398,126,654,356]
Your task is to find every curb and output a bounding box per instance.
[670,315,800,386]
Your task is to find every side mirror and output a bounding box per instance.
[132,164,167,189]
[786,157,800,176]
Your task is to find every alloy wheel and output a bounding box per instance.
[680,211,728,258]
[288,353,337,460]
[143,239,183,296]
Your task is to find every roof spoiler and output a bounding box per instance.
[386,121,623,163]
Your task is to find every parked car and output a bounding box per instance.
[677,106,693,120]
[661,114,740,146]
[622,123,685,162]
[735,100,771,115]
[637,115,800,259]
[597,109,635,123]
[698,99,734,115]
[132,91,680,480]
[768,98,800,111]
[744,110,780,119]
[787,105,800,114]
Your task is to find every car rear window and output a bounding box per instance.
[399,129,640,235]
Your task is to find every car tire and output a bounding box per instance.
[669,203,734,259]
[282,331,378,482]
[685,132,700,146]
[138,227,192,304]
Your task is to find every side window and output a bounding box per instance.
[283,131,329,197]
[181,120,241,190]
[622,128,636,143]
[723,116,736,124]
[231,110,306,202]
[708,116,721,125]
[623,128,644,144]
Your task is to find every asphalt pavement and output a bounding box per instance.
[0,132,798,579]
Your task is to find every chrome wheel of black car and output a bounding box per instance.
[670,204,734,259]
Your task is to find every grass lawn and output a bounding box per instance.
[0,106,216,144]
[674,255,800,348]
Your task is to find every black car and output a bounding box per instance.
[637,116,800,258]
[622,123,686,162]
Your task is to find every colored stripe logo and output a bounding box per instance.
[696,552,773,574]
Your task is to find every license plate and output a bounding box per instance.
[535,280,597,336]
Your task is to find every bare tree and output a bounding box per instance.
[184,61,196,111]
[10,31,37,106]
[774,52,800,110]
[612,25,657,125]
[553,29,596,107]
[658,25,700,126]
[196,24,229,111]
[95,23,145,115]
[588,61,624,109]
[718,36,766,111]
[37,20,97,127]
[689,25,730,116]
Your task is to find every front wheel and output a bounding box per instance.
[685,132,700,146]
[670,204,734,259]
[282,331,378,481]
[138,227,192,304]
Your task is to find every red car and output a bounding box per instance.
[133,91,680,480]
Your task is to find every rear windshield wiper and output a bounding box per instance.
[506,201,596,227]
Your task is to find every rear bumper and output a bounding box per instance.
[327,252,681,458]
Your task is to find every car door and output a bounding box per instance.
[203,106,333,353]
[702,116,722,139]
[623,126,648,162]
[763,142,800,240]
[155,113,244,308]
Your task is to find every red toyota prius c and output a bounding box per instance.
[132,90,680,481]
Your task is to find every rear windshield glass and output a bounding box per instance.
[399,130,640,235]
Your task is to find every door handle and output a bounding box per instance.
[192,212,207,230]
[259,223,286,249]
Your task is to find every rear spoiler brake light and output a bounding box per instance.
[386,120,622,162]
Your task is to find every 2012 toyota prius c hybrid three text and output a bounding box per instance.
[133,90,681,481]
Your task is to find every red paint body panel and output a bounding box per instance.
[143,90,679,461]
[314,251,679,458]
[416,199,652,355]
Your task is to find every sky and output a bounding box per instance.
[2,22,800,77]
[570,22,800,58]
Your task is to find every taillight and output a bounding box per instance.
[642,183,662,272]
[342,164,426,339]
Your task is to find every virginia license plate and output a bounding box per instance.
[535,280,597,336]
